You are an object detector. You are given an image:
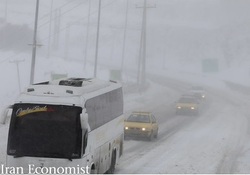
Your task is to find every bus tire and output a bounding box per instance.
[90,164,97,174]
[107,150,116,174]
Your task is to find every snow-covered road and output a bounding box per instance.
[1,74,250,174]
[116,75,250,174]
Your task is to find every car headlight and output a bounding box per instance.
[125,127,129,130]
[202,95,205,98]
[142,127,146,131]
[191,106,195,110]
[177,106,181,109]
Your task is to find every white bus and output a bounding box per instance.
[1,78,124,174]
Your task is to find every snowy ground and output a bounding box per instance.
[1,0,250,173]
[115,73,250,174]
[1,55,250,173]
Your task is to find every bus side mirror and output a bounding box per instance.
[80,113,89,156]
[0,105,12,124]
[80,113,89,130]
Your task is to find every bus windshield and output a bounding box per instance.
[7,103,83,160]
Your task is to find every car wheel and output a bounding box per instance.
[195,109,199,116]
[148,131,153,141]
[154,129,158,138]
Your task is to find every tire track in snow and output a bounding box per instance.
[207,87,250,173]
[118,75,250,173]
[116,75,205,173]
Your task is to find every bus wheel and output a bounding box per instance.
[90,165,97,174]
[107,151,116,174]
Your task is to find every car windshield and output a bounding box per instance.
[127,114,150,123]
[7,103,83,160]
[178,97,197,103]
[192,86,203,91]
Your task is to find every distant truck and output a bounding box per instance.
[1,78,124,174]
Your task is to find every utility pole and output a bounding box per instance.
[141,0,147,86]
[137,13,144,85]
[4,0,8,22]
[47,0,54,58]
[94,0,102,78]
[10,59,25,93]
[30,0,40,85]
[136,0,155,86]
[64,22,71,60]
[2,0,8,49]
[84,0,92,70]
[120,0,129,78]
[53,8,61,50]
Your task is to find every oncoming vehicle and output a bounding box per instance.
[124,112,158,141]
[0,78,124,174]
[189,86,206,100]
[176,96,200,115]
[181,93,201,103]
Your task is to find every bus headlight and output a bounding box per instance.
[202,95,205,98]
[125,127,129,130]
[191,107,195,110]
[142,127,146,131]
[177,106,181,109]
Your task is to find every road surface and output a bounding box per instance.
[116,75,250,173]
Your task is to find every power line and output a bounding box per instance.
[9,59,25,92]
[0,0,118,64]
[0,0,84,63]
[39,0,117,44]
[38,0,89,29]
[11,0,80,29]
